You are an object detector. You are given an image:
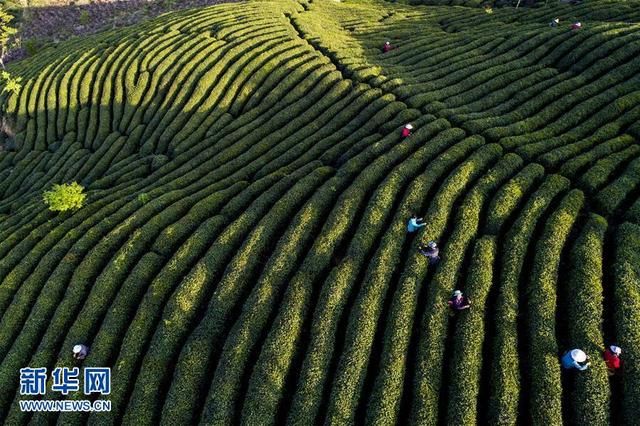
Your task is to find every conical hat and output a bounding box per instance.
[570,349,586,362]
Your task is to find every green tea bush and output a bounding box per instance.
[488,175,569,424]
[290,128,469,425]
[124,167,333,423]
[614,222,640,424]
[163,175,337,424]
[566,214,610,425]
[625,197,640,225]
[319,131,473,425]
[92,173,304,421]
[527,189,584,425]
[552,131,634,177]
[447,236,496,425]
[578,145,640,193]
[485,163,545,235]
[595,157,640,216]
[410,146,514,425]
[230,126,468,425]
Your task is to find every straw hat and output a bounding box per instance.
[73,345,83,354]
[570,349,587,362]
[405,124,413,130]
[453,290,462,297]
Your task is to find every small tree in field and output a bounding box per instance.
[0,7,16,69]
[43,182,86,212]
[0,8,20,99]
[1,70,20,94]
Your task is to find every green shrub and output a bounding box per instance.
[42,182,86,211]
[0,71,22,95]
[578,145,640,193]
[219,126,468,425]
[566,214,610,424]
[527,189,584,425]
[595,157,640,216]
[289,127,469,425]
[614,222,640,423]
[488,175,569,425]
[78,10,90,26]
[409,146,513,425]
[23,39,41,57]
[124,167,334,424]
[625,197,640,225]
[163,176,335,424]
[485,163,545,234]
[137,192,150,204]
[447,236,496,425]
[554,132,635,178]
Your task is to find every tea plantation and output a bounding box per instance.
[0,0,639,423]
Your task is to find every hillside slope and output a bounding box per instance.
[0,0,639,424]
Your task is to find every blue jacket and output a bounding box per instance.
[561,352,588,370]
[407,218,425,233]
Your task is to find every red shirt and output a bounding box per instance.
[401,128,411,138]
[603,350,621,369]
[383,44,392,53]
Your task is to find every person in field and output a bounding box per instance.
[484,4,493,13]
[401,124,413,138]
[72,344,89,360]
[383,41,393,53]
[418,240,440,265]
[407,215,426,233]
[571,22,582,30]
[550,17,560,27]
[561,349,590,371]
[603,345,623,375]
[448,290,471,311]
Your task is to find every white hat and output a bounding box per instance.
[385,41,390,45]
[570,349,587,363]
[453,290,462,297]
[405,124,413,130]
[610,345,622,355]
[73,345,83,354]
[428,241,437,249]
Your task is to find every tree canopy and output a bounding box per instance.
[42,182,86,212]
